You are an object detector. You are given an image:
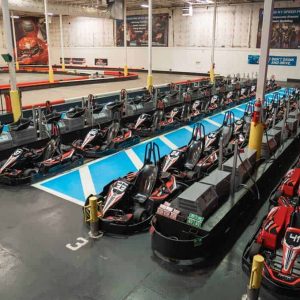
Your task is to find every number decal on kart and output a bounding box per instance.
[65,237,89,251]
[115,181,128,193]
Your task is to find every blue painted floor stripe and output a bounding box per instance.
[88,151,138,195]
[42,170,86,202]
[33,88,293,205]
[164,127,193,148]
[230,108,245,119]
[132,138,172,162]
[209,113,224,125]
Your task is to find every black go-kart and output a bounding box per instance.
[73,120,140,158]
[127,99,181,137]
[83,142,186,235]
[0,132,83,185]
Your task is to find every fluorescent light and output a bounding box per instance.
[11,16,20,19]
[141,4,149,8]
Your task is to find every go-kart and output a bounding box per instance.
[73,120,140,158]
[0,132,83,185]
[128,99,180,137]
[160,123,206,184]
[226,105,253,153]
[206,95,221,114]
[269,166,300,208]
[242,158,300,293]
[242,201,300,293]
[83,142,186,235]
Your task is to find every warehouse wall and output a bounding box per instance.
[0,2,299,81]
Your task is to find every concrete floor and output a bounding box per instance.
[0,181,294,300]
[0,72,199,106]
[0,72,75,84]
[0,73,295,300]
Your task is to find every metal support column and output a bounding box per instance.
[123,0,128,76]
[248,0,274,159]
[59,14,65,72]
[2,0,21,121]
[147,0,153,90]
[11,13,19,71]
[44,0,54,83]
[210,1,217,84]
[256,0,274,105]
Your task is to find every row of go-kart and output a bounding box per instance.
[83,108,252,235]
[242,159,300,294]
[0,124,83,185]
[0,83,280,185]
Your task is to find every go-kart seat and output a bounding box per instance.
[106,101,123,111]
[290,212,300,229]
[10,118,31,131]
[66,107,85,119]
[169,91,179,98]
[222,125,233,147]
[45,112,62,124]
[184,140,203,170]
[133,164,159,204]
[91,104,104,114]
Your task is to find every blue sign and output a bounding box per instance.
[248,55,297,66]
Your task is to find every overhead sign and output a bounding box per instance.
[248,55,297,66]
[116,14,169,47]
[257,7,300,49]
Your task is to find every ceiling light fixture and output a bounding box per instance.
[141,4,149,8]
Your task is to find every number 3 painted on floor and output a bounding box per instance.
[66,237,89,251]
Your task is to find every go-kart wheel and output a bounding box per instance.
[71,155,79,162]
[133,207,148,222]
[248,242,261,260]
[23,168,37,177]
[39,163,46,174]
[186,171,197,180]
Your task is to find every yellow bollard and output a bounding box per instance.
[15,61,20,71]
[248,122,264,159]
[124,65,128,76]
[244,254,264,300]
[210,64,215,84]
[89,196,98,222]
[249,255,264,289]
[48,66,55,83]
[88,196,102,238]
[147,74,153,91]
[61,63,66,72]
[9,90,21,122]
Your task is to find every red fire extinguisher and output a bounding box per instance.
[252,98,262,126]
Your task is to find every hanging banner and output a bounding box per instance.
[256,7,300,49]
[248,55,297,66]
[13,17,48,65]
[116,14,169,47]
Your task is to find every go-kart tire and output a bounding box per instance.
[23,168,37,177]
[186,171,197,180]
[133,207,148,222]
[248,242,261,260]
